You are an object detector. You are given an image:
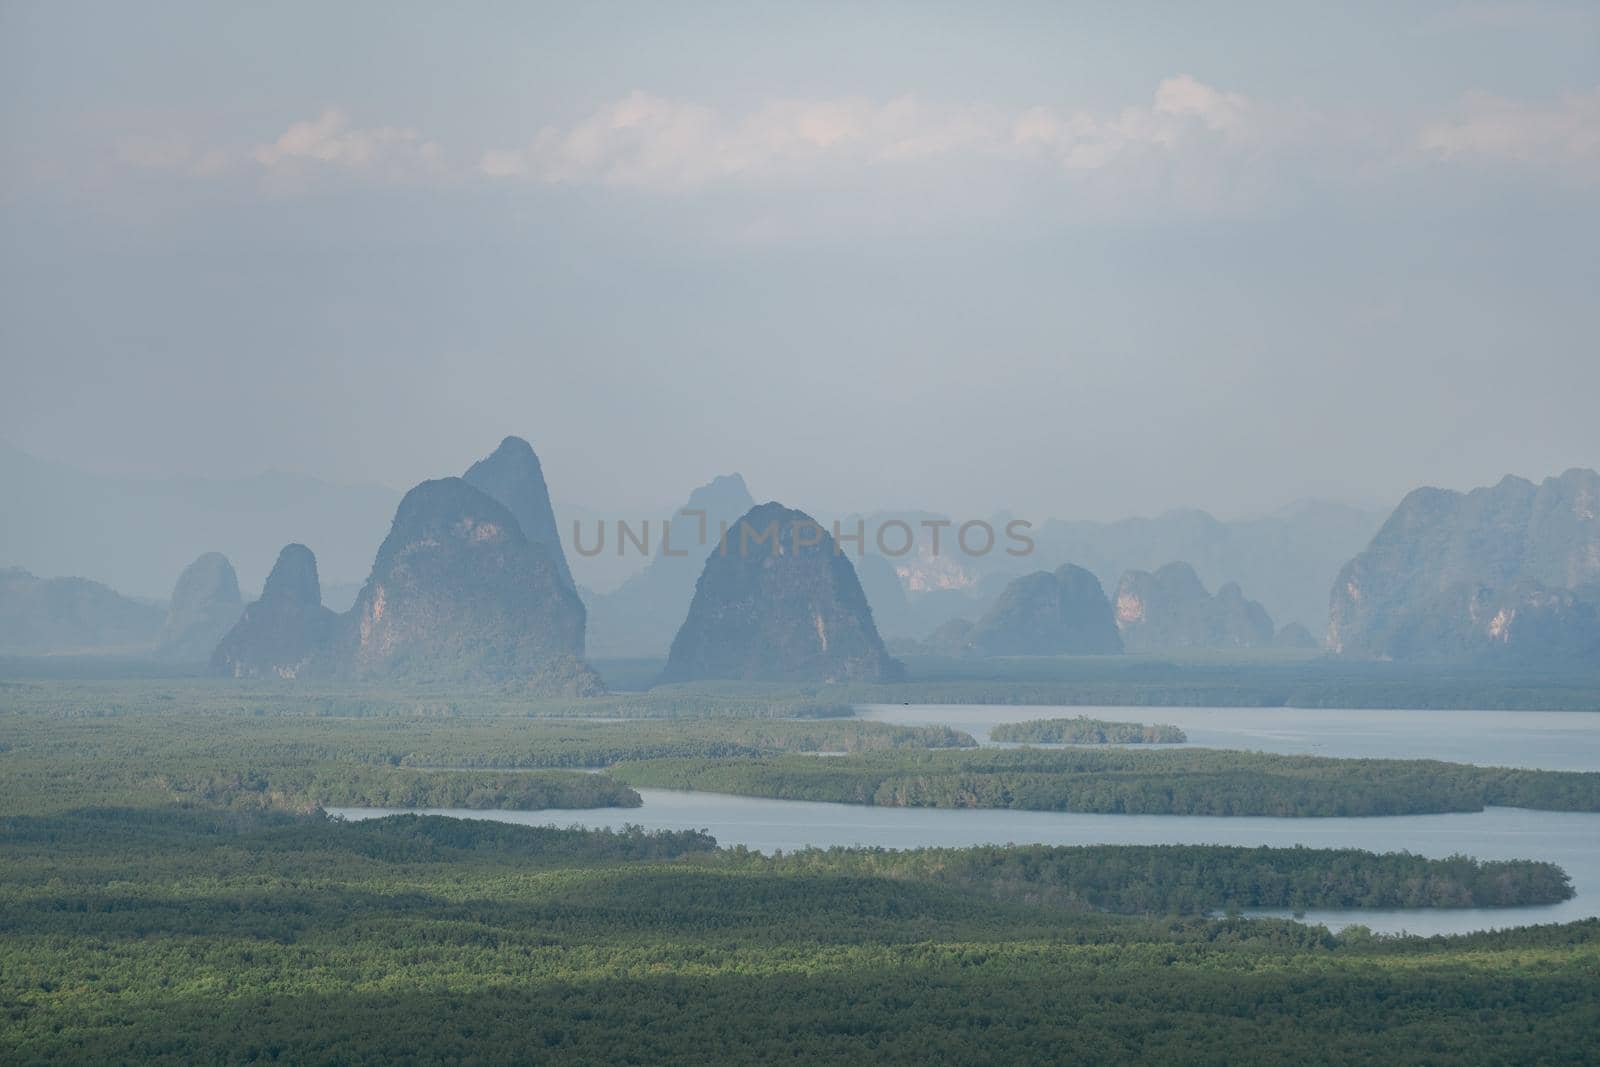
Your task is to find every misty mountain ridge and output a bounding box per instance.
[956,565,1124,657]
[586,473,757,659]
[821,501,1383,643]
[917,560,1279,659]
[1329,468,1600,665]
[1115,562,1277,653]
[0,566,164,654]
[24,437,1600,672]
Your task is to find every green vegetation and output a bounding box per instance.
[991,715,1185,744]
[1,683,1596,1062]
[0,807,1593,1063]
[612,748,1600,817]
[0,694,970,815]
[0,676,861,719]
[163,764,642,812]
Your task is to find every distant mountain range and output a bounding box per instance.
[10,435,1594,674]
[0,567,163,654]
[1114,562,1276,653]
[1029,502,1386,635]
[836,500,1385,642]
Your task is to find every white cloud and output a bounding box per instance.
[252,109,443,177]
[116,134,241,178]
[115,109,448,188]
[1419,88,1600,177]
[480,78,1283,192]
[113,79,1600,211]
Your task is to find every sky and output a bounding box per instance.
[2,1,1597,523]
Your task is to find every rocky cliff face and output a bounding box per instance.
[343,478,599,691]
[462,436,575,593]
[157,552,243,661]
[210,544,339,678]
[964,564,1123,656]
[586,473,757,658]
[0,567,163,653]
[1114,562,1275,652]
[661,502,903,683]
[1329,469,1600,663]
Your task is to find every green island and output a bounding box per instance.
[990,715,1186,744]
[611,748,1600,816]
[165,764,642,812]
[1,806,1594,1064]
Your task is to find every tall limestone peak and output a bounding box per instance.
[964,563,1123,656]
[345,477,599,691]
[661,501,903,683]
[210,544,338,678]
[1115,561,1275,651]
[157,552,243,661]
[261,543,322,605]
[462,435,575,592]
[1329,468,1600,661]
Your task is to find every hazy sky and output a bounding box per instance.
[3,1,1597,521]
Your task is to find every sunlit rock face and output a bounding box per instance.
[210,544,338,679]
[1114,562,1275,652]
[158,552,243,661]
[343,477,600,693]
[1329,468,1600,665]
[462,436,575,593]
[962,564,1123,656]
[662,502,903,684]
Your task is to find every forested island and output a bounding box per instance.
[991,715,1186,744]
[171,764,642,812]
[728,841,1571,912]
[611,748,1600,817]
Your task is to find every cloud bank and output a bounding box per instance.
[113,78,1600,214]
